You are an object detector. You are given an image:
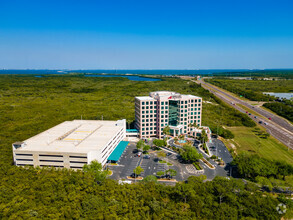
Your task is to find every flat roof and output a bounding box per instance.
[14,120,125,154]
[136,91,202,100]
[135,96,155,101]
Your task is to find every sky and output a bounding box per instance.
[0,0,293,69]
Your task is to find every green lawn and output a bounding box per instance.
[223,126,293,165]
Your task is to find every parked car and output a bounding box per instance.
[248,113,251,115]
[264,122,268,125]
[137,152,142,157]
[259,121,263,124]
[246,111,248,113]
[254,116,257,119]
[166,152,172,156]
[143,155,150,159]
[268,117,271,120]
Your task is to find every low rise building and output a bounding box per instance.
[12,119,126,169]
[135,91,202,138]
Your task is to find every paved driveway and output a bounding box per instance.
[194,138,233,180]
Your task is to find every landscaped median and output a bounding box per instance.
[127,176,143,180]
[200,158,215,169]
[157,178,177,182]
[198,143,212,157]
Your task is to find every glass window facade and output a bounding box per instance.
[168,100,179,126]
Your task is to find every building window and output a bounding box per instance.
[142,102,145,105]
[142,132,145,135]
[150,101,153,104]
[161,102,164,105]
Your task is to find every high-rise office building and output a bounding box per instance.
[135,91,202,139]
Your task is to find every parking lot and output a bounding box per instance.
[108,142,203,182]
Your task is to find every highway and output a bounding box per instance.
[197,79,293,149]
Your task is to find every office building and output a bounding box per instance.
[135,91,202,138]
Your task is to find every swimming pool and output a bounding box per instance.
[178,140,186,144]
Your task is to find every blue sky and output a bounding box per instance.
[0,0,293,69]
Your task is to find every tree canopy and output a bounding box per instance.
[180,145,203,163]
[82,160,109,183]
[153,139,167,147]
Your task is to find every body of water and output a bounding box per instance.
[264,92,293,100]
[0,69,264,76]
[84,74,161,81]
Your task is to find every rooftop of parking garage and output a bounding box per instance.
[13,120,125,154]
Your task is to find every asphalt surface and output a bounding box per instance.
[199,80,293,149]
[193,139,233,180]
[109,142,195,182]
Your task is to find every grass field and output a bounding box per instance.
[222,126,293,165]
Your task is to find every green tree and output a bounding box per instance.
[143,145,150,152]
[255,176,273,191]
[143,175,158,183]
[167,169,177,179]
[157,151,166,161]
[136,140,145,151]
[153,139,166,147]
[200,130,208,143]
[133,166,144,176]
[181,145,203,163]
[156,171,165,178]
[82,160,109,183]
[163,126,171,135]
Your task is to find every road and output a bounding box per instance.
[198,79,293,149]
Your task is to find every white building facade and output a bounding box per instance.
[135,91,202,139]
[12,119,126,169]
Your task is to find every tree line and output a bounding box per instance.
[0,163,292,219]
